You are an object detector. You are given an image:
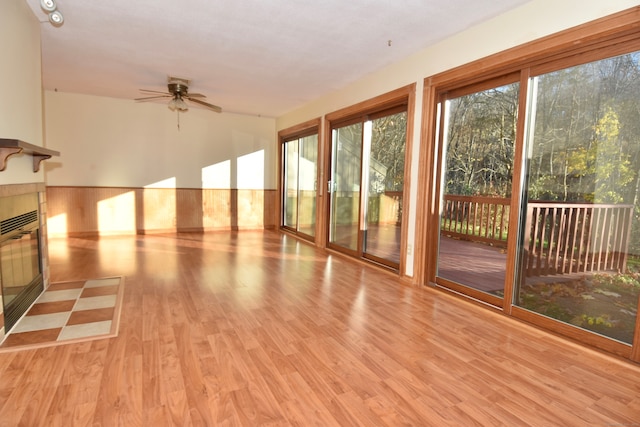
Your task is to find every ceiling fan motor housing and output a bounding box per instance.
[168,83,189,96]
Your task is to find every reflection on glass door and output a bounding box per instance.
[436,81,519,302]
[329,122,362,252]
[515,52,640,344]
[364,112,406,264]
[328,109,407,268]
[282,133,318,239]
[283,138,299,229]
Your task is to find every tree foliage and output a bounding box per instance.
[527,53,640,203]
[443,51,640,253]
[443,52,640,205]
[444,83,518,197]
[566,108,634,203]
[371,112,406,192]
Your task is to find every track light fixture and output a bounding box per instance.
[40,0,64,27]
[40,0,56,12]
[49,10,64,25]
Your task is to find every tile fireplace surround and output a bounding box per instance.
[0,182,51,342]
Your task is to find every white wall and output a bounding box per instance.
[277,0,639,129]
[44,91,277,190]
[0,0,45,185]
[275,0,639,276]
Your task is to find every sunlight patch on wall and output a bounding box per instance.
[202,160,231,189]
[145,177,177,188]
[98,191,136,234]
[237,150,264,190]
[140,177,177,231]
[47,213,67,236]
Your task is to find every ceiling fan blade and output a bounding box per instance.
[139,89,170,95]
[187,97,222,113]
[135,95,172,101]
[186,92,206,98]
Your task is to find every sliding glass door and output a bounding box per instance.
[282,132,318,239]
[428,35,640,357]
[435,79,519,304]
[364,111,406,264]
[515,52,640,345]
[328,108,407,268]
[329,121,362,251]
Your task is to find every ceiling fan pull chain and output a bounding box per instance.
[177,110,180,131]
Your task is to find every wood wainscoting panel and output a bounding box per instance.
[46,186,137,236]
[46,186,277,237]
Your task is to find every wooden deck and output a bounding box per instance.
[437,236,610,294]
[0,231,639,425]
[441,195,633,278]
[437,236,507,293]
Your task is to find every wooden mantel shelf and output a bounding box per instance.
[0,138,60,173]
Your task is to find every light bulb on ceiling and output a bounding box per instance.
[168,96,188,113]
[175,97,188,111]
[40,0,56,12]
[49,10,64,26]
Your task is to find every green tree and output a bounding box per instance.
[566,108,634,203]
[444,84,519,197]
[371,112,407,191]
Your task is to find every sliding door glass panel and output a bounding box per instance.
[364,112,407,264]
[329,123,363,252]
[297,134,318,237]
[283,139,299,229]
[516,52,640,344]
[437,82,519,298]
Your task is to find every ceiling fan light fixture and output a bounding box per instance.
[175,98,188,111]
[48,10,64,26]
[168,96,188,112]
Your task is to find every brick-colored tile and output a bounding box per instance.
[0,328,61,348]
[67,307,115,326]
[80,285,119,298]
[28,300,76,315]
[47,281,86,291]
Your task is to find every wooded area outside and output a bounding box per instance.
[283,134,318,238]
[437,50,640,344]
[328,110,407,266]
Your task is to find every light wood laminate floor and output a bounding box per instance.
[0,231,639,426]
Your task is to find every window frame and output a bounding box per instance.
[277,118,321,243]
[325,84,416,276]
[417,6,640,361]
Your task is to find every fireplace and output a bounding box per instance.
[0,193,43,332]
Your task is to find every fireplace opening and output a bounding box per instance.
[0,193,43,332]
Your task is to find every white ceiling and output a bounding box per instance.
[25,0,530,117]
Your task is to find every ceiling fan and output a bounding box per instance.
[135,76,222,113]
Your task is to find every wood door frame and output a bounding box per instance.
[430,74,521,308]
[416,6,640,361]
[277,118,321,243]
[323,84,416,274]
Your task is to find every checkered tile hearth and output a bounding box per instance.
[0,277,124,351]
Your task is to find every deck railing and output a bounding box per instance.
[440,195,510,247]
[524,202,632,276]
[440,195,633,277]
